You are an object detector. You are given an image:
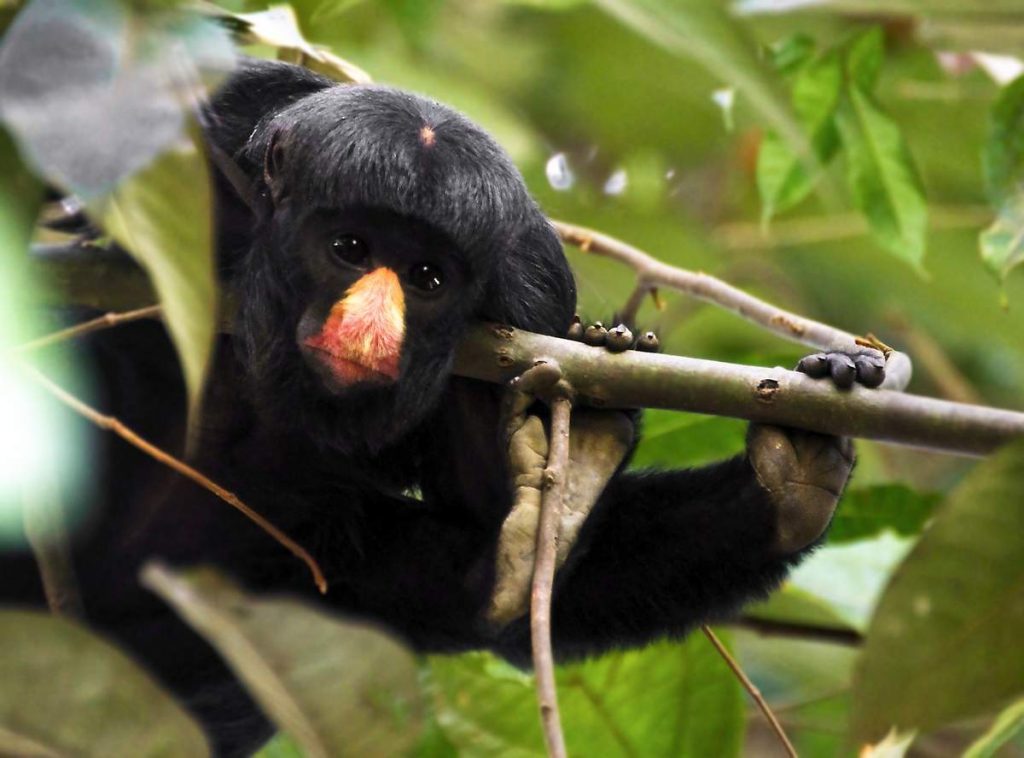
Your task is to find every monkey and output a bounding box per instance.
[2,58,887,755]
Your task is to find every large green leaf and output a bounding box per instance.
[99,137,216,411]
[427,635,744,757]
[0,610,209,756]
[142,564,423,758]
[835,84,928,272]
[829,484,940,544]
[850,439,1024,743]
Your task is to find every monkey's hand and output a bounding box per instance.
[748,349,886,555]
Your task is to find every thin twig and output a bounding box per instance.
[21,473,83,617]
[552,219,913,391]
[13,305,162,353]
[19,362,328,594]
[531,394,572,758]
[701,625,797,758]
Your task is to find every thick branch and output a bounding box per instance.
[27,244,1023,455]
[454,325,1024,457]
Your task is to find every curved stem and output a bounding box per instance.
[531,395,572,758]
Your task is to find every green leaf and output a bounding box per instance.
[427,636,744,757]
[846,27,885,92]
[983,74,1024,207]
[98,137,216,412]
[979,190,1024,282]
[0,610,209,756]
[851,439,1024,743]
[963,698,1024,758]
[254,733,306,758]
[142,563,423,758]
[835,85,928,271]
[631,412,746,469]
[758,50,842,221]
[788,533,913,632]
[829,484,940,544]
[768,32,816,77]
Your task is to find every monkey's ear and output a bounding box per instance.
[262,128,290,204]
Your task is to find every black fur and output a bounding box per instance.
[3,60,820,756]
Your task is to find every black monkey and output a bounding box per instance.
[3,59,886,755]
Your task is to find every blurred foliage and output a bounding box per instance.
[851,438,1024,744]
[0,610,211,756]
[143,564,425,756]
[2,0,1024,756]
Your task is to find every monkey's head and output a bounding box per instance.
[227,77,575,454]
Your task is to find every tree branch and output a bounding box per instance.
[702,625,797,758]
[25,245,1023,456]
[552,220,913,392]
[454,325,1024,457]
[531,392,572,758]
[14,305,162,353]
[18,362,328,594]
[730,616,863,647]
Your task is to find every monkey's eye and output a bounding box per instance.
[330,234,370,266]
[409,263,444,293]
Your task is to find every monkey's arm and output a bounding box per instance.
[494,350,879,663]
[542,429,848,660]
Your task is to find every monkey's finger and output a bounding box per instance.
[828,353,857,389]
[796,353,829,378]
[605,324,633,352]
[854,354,886,388]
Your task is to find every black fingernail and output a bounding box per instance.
[636,331,660,352]
[829,354,856,389]
[583,323,608,346]
[606,324,633,352]
[566,315,584,341]
[855,355,885,388]
[797,353,829,377]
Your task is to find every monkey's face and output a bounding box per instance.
[291,206,473,412]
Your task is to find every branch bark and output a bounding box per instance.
[454,325,1024,457]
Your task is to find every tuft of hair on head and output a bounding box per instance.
[419,124,436,148]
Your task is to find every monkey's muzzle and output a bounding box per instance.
[301,267,406,388]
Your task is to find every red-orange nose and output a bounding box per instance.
[303,268,405,385]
